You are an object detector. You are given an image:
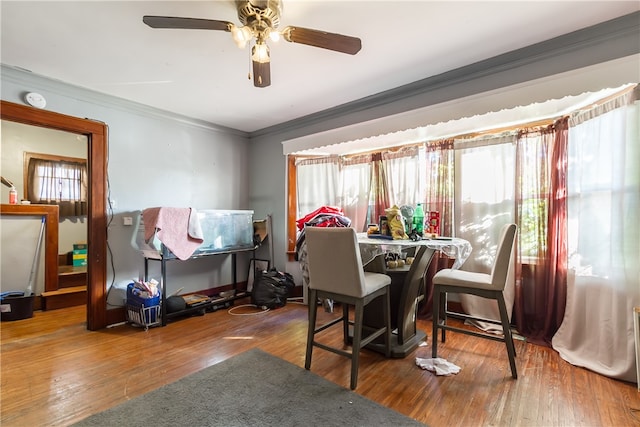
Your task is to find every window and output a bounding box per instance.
[24,152,88,216]
[287,131,547,262]
[567,101,640,278]
[454,136,516,271]
[515,130,553,261]
[286,86,637,266]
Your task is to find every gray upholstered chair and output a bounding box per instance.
[431,223,518,379]
[304,226,392,390]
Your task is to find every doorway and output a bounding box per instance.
[1,100,108,330]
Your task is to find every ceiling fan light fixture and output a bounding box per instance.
[142,0,361,88]
[231,24,253,49]
[251,43,270,63]
[268,29,281,43]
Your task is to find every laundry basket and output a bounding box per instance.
[126,283,161,330]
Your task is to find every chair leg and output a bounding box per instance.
[305,289,318,370]
[342,302,350,346]
[431,285,440,358]
[440,291,447,343]
[382,290,391,358]
[350,299,364,390]
[497,293,517,379]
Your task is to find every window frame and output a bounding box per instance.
[23,151,87,205]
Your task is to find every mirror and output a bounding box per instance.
[1,100,108,330]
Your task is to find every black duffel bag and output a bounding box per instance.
[251,268,295,309]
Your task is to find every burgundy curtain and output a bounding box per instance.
[369,152,390,225]
[423,139,454,236]
[419,139,454,318]
[513,117,569,345]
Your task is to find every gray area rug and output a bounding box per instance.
[74,348,425,427]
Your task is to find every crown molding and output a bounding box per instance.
[1,64,249,138]
[252,11,640,140]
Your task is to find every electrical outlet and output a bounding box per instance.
[110,199,117,209]
[123,216,133,226]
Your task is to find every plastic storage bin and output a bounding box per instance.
[126,283,161,329]
[0,292,34,321]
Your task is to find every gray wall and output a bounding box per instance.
[1,12,638,298]
[248,12,639,284]
[1,67,251,296]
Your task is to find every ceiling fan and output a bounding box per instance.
[143,0,362,88]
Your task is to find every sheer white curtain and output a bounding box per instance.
[552,88,640,382]
[382,146,421,208]
[454,134,517,331]
[296,150,420,233]
[340,155,372,232]
[296,155,373,231]
[296,157,340,218]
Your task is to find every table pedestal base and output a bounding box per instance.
[362,329,427,359]
[348,318,426,358]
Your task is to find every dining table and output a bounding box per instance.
[357,233,472,270]
[356,232,472,358]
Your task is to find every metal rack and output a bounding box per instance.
[126,302,161,330]
[143,245,256,326]
[135,212,273,326]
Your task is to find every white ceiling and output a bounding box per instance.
[1,1,639,133]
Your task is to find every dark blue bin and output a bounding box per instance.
[126,283,161,325]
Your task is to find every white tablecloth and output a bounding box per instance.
[357,233,472,270]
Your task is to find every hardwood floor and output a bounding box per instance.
[1,299,638,426]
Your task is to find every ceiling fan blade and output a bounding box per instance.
[282,26,361,55]
[143,16,232,31]
[252,60,271,88]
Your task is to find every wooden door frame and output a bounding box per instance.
[0,204,59,292]
[1,100,108,330]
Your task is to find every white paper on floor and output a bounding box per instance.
[415,357,461,375]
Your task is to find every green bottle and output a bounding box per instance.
[413,203,424,234]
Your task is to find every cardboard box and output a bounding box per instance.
[73,243,87,251]
[72,250,87,266]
